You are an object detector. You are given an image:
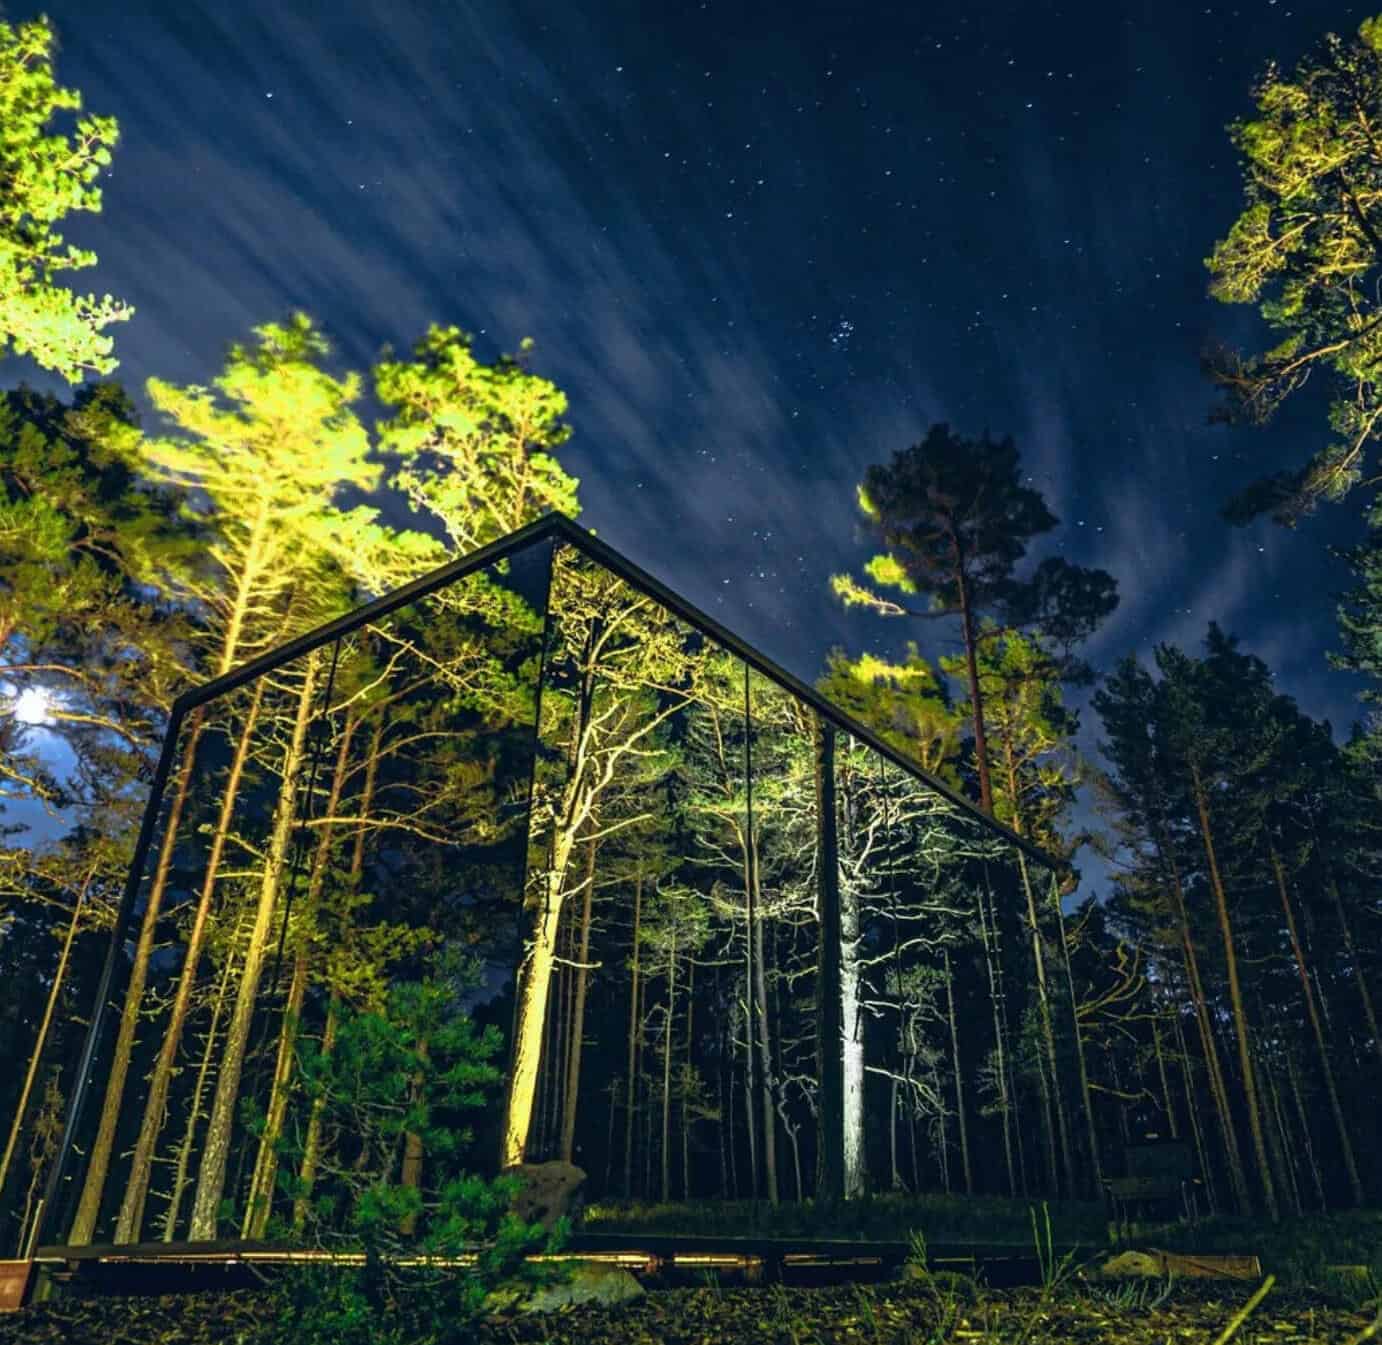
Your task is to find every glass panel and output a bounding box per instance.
[680,652,751,1202]
[53,542,550,1245]
[46,525,1075,1238]
[505,542,714,1195]
[839,742,973,1197]
[743,669,817,1202]
[837,745,1076,1201]
[3,710,196,1255]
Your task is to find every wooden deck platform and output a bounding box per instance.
[10,1232,1260,1306]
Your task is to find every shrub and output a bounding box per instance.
[268,955,555,1345]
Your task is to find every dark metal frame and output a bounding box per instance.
[37,510,1060,1247]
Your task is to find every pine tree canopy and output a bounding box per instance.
[0,17,132,382]
[1207,13,1382,523]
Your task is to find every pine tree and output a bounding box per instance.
[0,16,132,381]
[817,644,962,783]
[377,326,578,556]
[500,549,698,1168]
[75,316,393,1244]
[943,629,1081,1194]
[1159,630,1280,1220]
[1206,13,1382,522]
[1094,653,1253,1212]
[832,424,1115,814]
[0,383,188,1247]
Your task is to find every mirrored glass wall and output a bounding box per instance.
[40,520,1081,1247]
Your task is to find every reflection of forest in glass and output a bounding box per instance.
[39,525,1081,1246]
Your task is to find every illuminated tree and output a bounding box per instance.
[74,316,392,1244]
[501,550,700,1169]
[0,16,131,381]
[636,880,713,1201]
[680,658,824,1204]
[0,383,189,798]
[942,630,1082,1194]
[817,644,962,783]
[99,321,581,1241]
[1205,14,1382,523]
[377,326,578,556]
[942,631,1077,855]
[257,580,545,1237]
[0,384,188,1249]
[0,830,125,1245]
[832,424,1116,815]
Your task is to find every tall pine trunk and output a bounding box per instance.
[68,711,203,1244]
[560,835,598,1163]
[0,873,88,1201]
[660,918,678,1203]
[293,714,382,1230]
[189,652,321,1239]
[502,615,604,1169]
[1270,844,1363,1206]
[623,865,642,1197]
[833,753,866,1199]
[1252,1017,1300,1217]
[503,831,576,1167]
[942,946,973,1194]
[71,504,276,1245]
[1173,1009,1215,1213]
[840,860,866,1198]
[976,881,1016,1196]
[952,556,993,815]
[1016,844,1071,1197]
[1324,874,1382,1074]
[682,958,695,1199]
[1190,762,1278,1222]
[1049,876,1102,1195]
[1151,1010,1179,1139]
[1158,821,1249,1212]
[751,872,778,1205]
[814,717,844,1205]
[114,683,266,1242]
[163,914,242,1240]
[1283,1047,1327,1211]
[242,711,356,1237]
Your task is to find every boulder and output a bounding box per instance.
[1097,1248,1262,1281]
[503,1160,587,1231]
[520,1262,645,1314]
[1098,1250,1165,1279]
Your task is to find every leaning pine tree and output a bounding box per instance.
[72,316,388,1245]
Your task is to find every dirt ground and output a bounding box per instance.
[1,1280,1379,1345]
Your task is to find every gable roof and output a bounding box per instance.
[174,511,1060,872]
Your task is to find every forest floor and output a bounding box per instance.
[4,1202,1380,1343]
[1,1278,1380,1345]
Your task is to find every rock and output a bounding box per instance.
[1096,1249,1262,1281]
[895,1264,978,1300]
[503,1160,587,1231]
[519,1263,645,1313]
[1098,1250,1166,1279]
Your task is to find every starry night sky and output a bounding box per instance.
[9,0,1379,894]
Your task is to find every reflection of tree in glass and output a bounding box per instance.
[503,548,705,1167]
